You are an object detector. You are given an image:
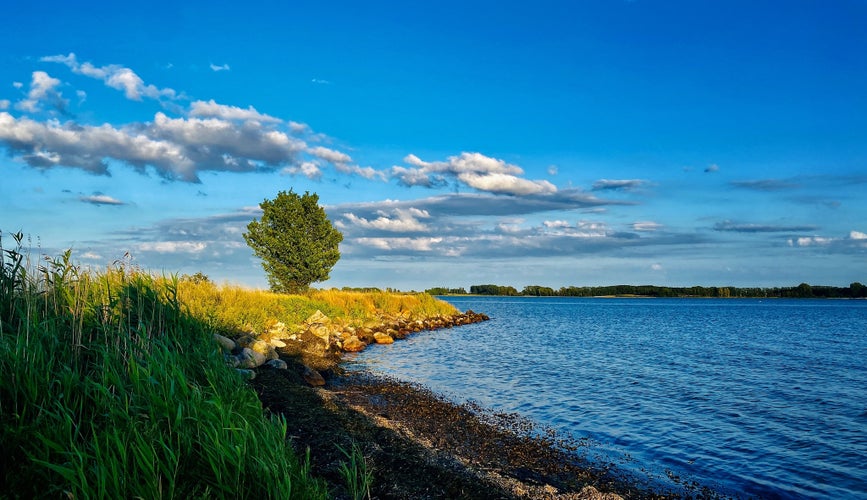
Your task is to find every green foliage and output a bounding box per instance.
[336,441,373,500]
[0,237,327,499]
[466,282,867,298]
[425,286,468,295]
[244,190,343,294]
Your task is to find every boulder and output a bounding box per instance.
[213,333,235,353]
[302,365,326,386]
[342,335,367,352]
[264,359,288,370]
[373,331,394,344]
[237,347,267,368]
[249,340,279,361]
[235,369,256,380]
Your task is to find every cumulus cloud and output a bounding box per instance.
[391,152,556,196]
[787,230,867,250]
[15,71,68,113]
[591,179,648,191]
[41,53,178,102]
[354,237,443,252]
[340,207,431,233]
[0,109,314,181]
[209,63,230,72]
[189,99,280,123]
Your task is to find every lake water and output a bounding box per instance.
[345,297,867,498]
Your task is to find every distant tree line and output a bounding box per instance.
[426,282,867,299]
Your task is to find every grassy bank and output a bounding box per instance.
[0,234,338,498]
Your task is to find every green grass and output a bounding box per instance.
[0,231,327,499]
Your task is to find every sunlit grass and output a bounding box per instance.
[178,281,459,336]
[0,232,327,498]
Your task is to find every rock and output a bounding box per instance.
[213,333,235,353]
[235,368,256,380]
[264,359,288,370]
[269,338,286,348]
[263,319,288,339]
[302,365,326,386]
[304,310,330,326]
[342,335,366,352]
[224,353,240,368]
[238,347,267,368]
[373,331,394,344]
[249,340,279,361]
[235,334,257,349]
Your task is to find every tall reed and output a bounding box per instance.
[0,232,327,499]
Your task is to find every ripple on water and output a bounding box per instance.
[349,297,867,498]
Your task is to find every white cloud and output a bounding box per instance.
[281,161,322,180]
[633,221,662,231]
[209,63,230,72]
[790,236,832,247]
[543,220,570,228]
[355,237,442,251]
[392,152,556,196]
[547,165,558,176]
[0,99,10,110]
[80,193,125,205]
[651,263,664,271]
[41,53,178,102]
[311,78,331,85]
[138,241,207,254]
[189,99,280,123]
[850,230,867,240]
[15,71,68,113]
[341,208,431,232]
[309,145,352,164]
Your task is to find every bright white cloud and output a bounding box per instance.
[341,208,431,232]
[41,53,178,102]
[282,161,322,180]
[850,230,867,240]
[309,146,352,164]
[15,71,67,113]
[393,152,556,196]
[543,220,570,228]
[209,63,231,72]
[355,237,442,251]
[189,99,280,123]
[138,241,207,254]
[80,194,125,205]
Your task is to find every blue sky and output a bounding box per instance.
[2,0,866,290]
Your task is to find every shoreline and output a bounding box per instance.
[250,311,710,499]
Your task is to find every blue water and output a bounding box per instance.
[346,297,867,498]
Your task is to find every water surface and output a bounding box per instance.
[347,297,867,498]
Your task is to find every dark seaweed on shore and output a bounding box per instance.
[251,355,725,499]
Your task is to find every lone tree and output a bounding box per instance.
[243,190,343,293]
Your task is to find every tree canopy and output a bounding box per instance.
[243,190,343,293]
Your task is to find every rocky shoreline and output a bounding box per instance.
[213,310,674,499]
